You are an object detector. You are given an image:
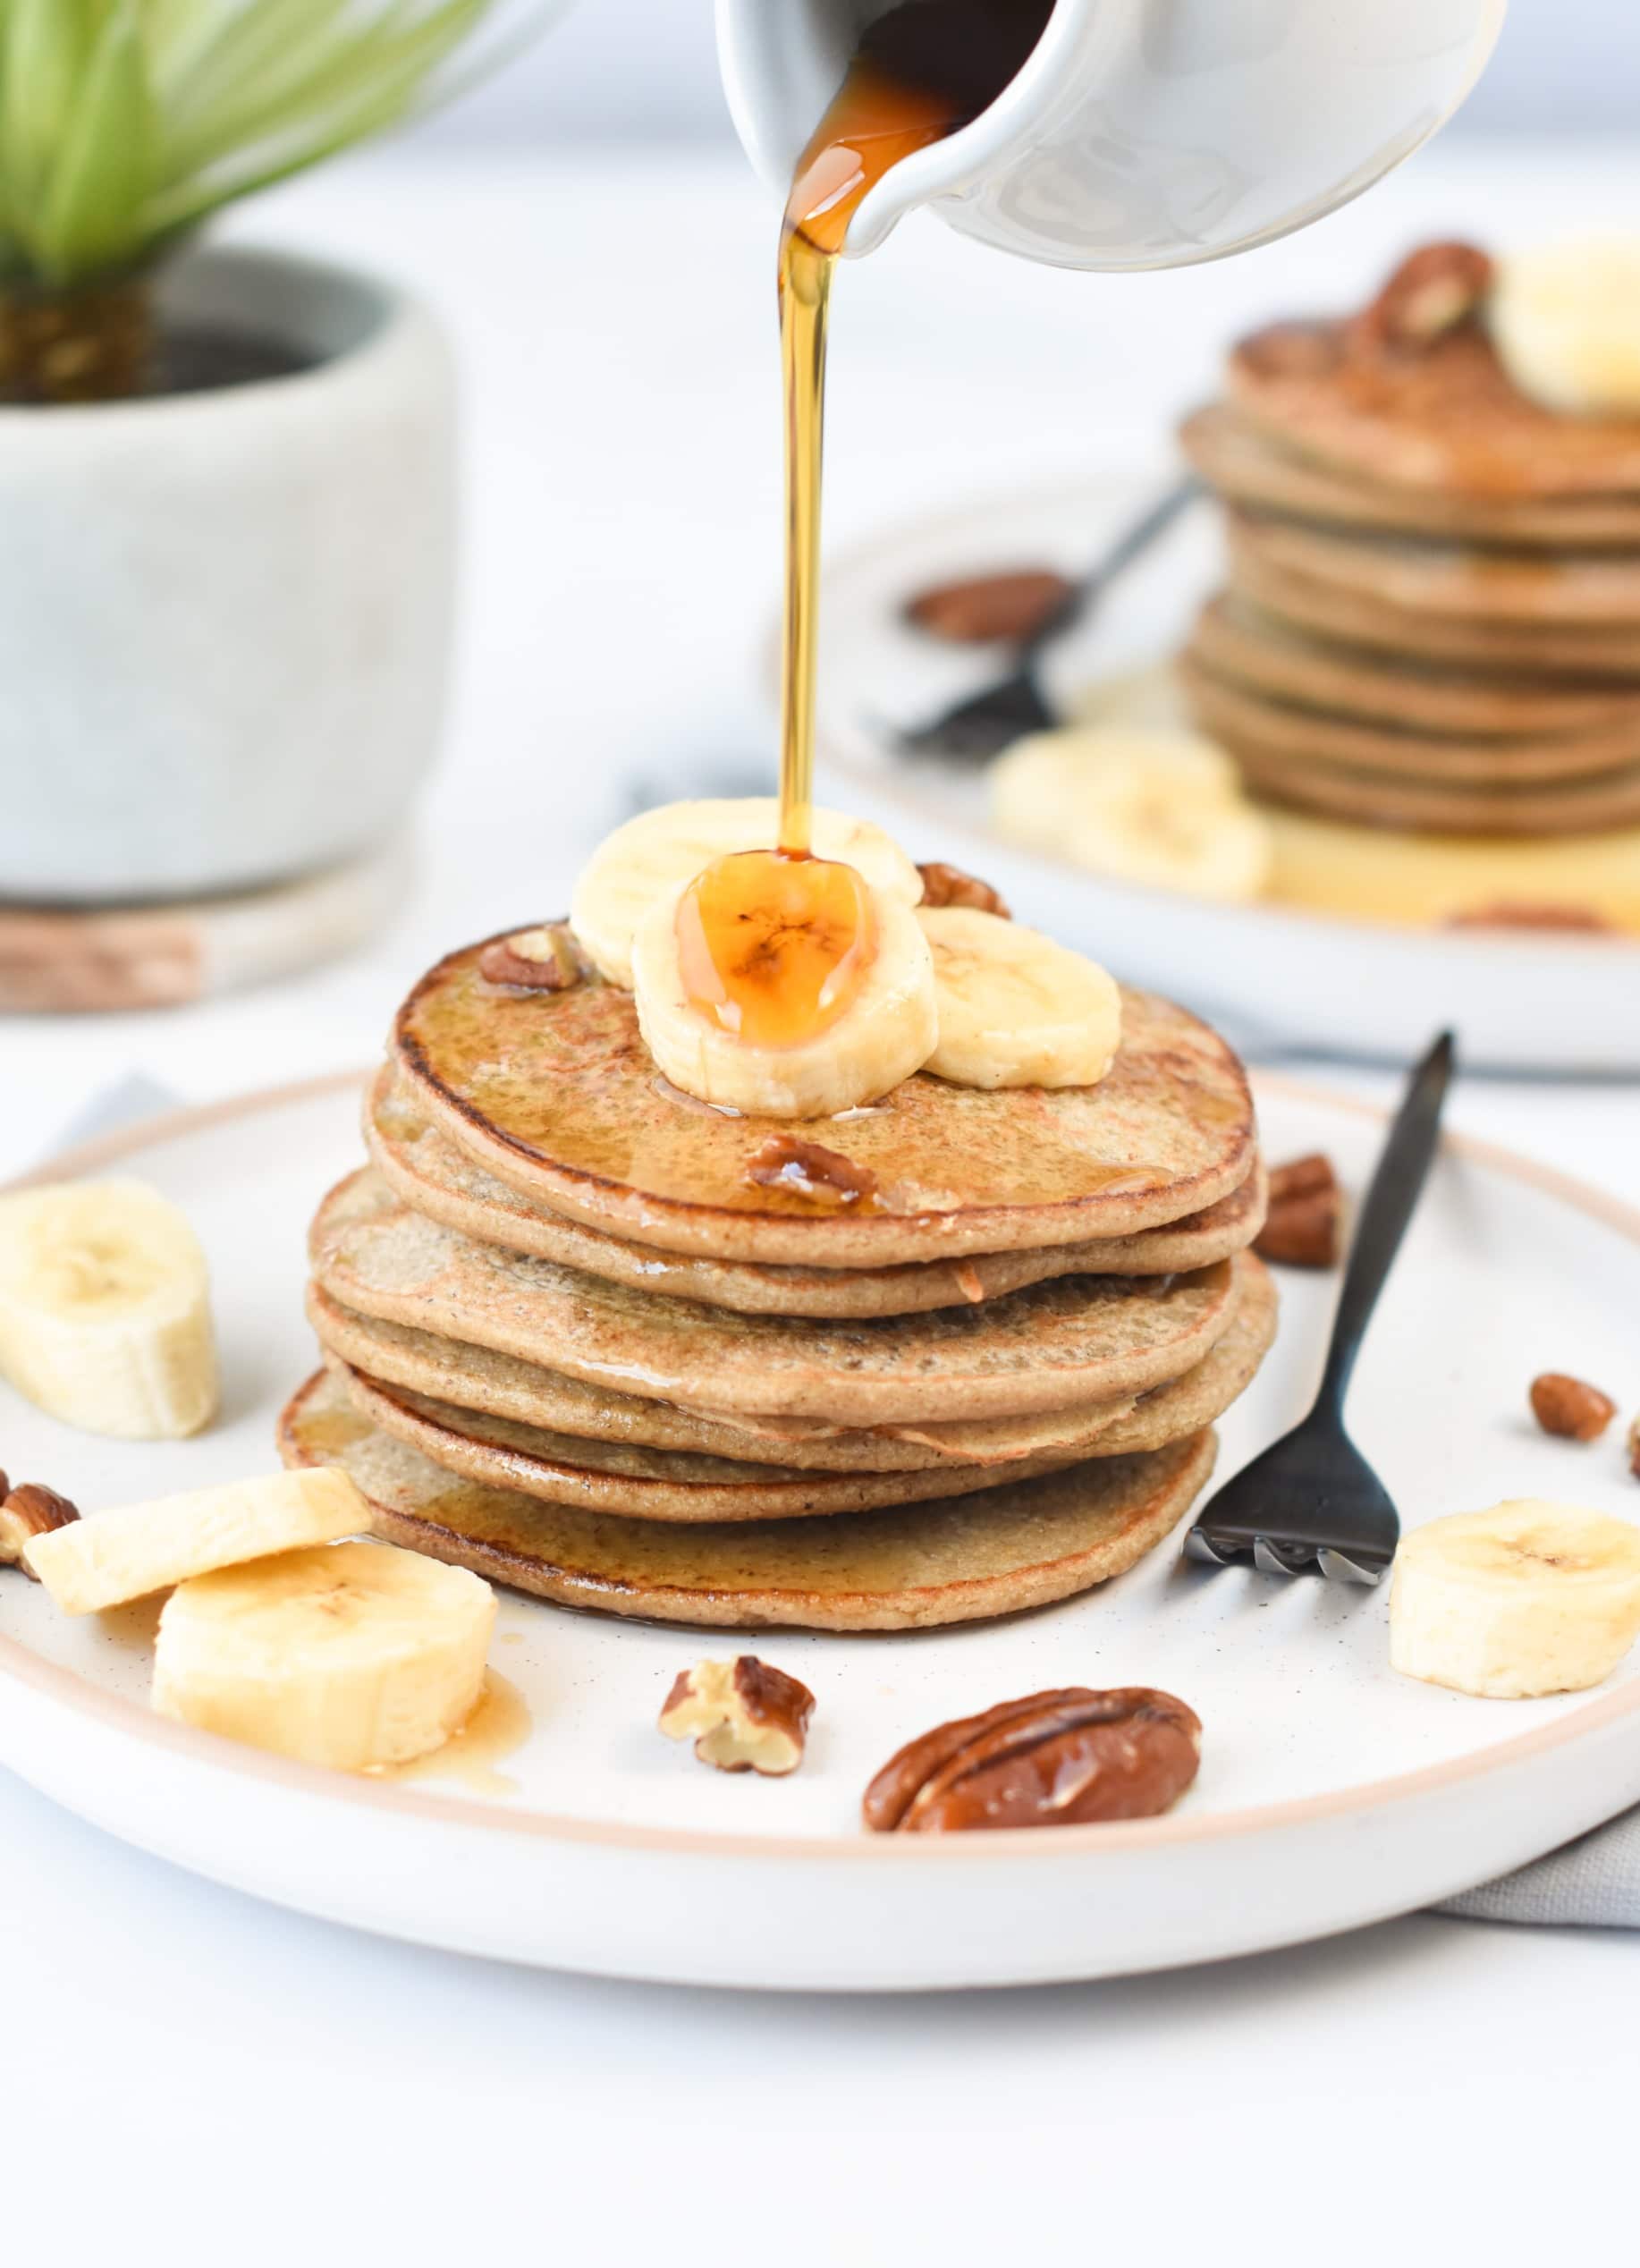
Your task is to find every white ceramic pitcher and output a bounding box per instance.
[717,0,1506,269]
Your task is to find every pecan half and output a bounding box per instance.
[1349,241,1494,354]
[748,1133,878,1208]
[1629,1417,1640,1481]
[917,861,1011,919]
[1530,1373,1617,1444]
[0,1483,81,1577]
[1448,902,1618,936]
[659,1655,815,1776]
[1254,1152,1341,1269]
[478,923,588,992]
[863,1686,1201,1834]
[905,568,1074,646]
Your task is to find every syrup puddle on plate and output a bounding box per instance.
[371,1670,533,1798]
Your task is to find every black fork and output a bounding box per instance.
[1183,1031,1456,1586]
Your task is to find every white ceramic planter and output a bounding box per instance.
[0,246,456,905]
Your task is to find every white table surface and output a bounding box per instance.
[4,140,1639,2263]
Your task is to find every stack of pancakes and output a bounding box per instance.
[283,934,1276,1633]
[1178,248,1640,931]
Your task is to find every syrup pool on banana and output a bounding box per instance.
[570,797,1125,1118]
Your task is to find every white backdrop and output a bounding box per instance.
[418,0,1638,147]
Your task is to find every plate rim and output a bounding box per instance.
[814,470,1640,969]
[4,1064,1639,1866]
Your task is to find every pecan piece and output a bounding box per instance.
[1254,1152,1342,1269]
[1530,1373,1617,1444]
[916,861,1011,919]
[659,1655,815,1776]
[1349,241,1494,354]
[0,1483,81,1577]
[1448,902,1618,936]
[905,568,1074,646]
[863,1686,1201,1834]
[478,923,588,992]
[1629,1418,1640,1481]
[748,1133,878,1208]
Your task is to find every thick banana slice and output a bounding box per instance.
[1390,1500,1640,1698]
[1491,239,1640,417]
[154,1539,496,1773]
[0,1178,217,1440]
[918,906,1121,1089]
[632,878,937,1118]
[990,728,1272,902]
[571,798,924,987]
[24,1467,367,1616]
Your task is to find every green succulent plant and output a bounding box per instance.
[0,0,545,401]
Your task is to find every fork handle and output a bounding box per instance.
[1315,1031,1456,1418]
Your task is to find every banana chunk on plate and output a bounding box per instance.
[991,727,1272,903]
[154,1540,496,1773]
[571,797,924,988]
[918,906,1121,1088]
[24,1466,367,1616]
[1390,1500,1640,1698]
[0,1178,218,1440]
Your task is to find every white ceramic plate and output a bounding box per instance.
[3,1075,1639,1991]
[813,475,1640,1073]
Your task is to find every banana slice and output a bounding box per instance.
[154,1539,496,1773]
[918,906,1121,1089]
[0,1178,217,1440]
[24,1467,367,1616]
[1491,239,1640,417]
[571,798,924,987]
[631,876,937,1117]
[1390,1500,1640,1698]
[991,728,1272,902]
[1069,661,1190,732]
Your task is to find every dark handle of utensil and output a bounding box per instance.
[1315,1030,1456,1418]
[1024,474,1205,655]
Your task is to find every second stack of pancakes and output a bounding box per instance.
[1178,242,1640,894]
[290,934,1276,1633]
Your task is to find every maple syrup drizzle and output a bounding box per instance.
[687,3,1055,1048]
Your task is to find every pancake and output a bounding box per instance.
[279,1367,1218,1632]
[366,1064,1267,1316]
[1227,317,1640,500]
[1228,537,1640,679]
[393,940,1256,1266]
[1180,402,1640,550]
[1190,594,1640,741]
[306,1249,1275,1470]
[309,1170,1241,1424]
[327,1359,1080,1521]
[1229,740,1640,838]
[1181,654,1640,786]
[1233,511,1640,630]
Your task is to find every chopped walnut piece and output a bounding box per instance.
[478,923,588,992]
[917,861,1011,919]
[1530,1373,1617,1444]
[0,1483,81,1577]
[905,568,1074,646]
[748,1133,878,1208]
[1254,1152,1342,1268]
[659,1655,816,1776]
[864,1686,1201,1833]
[1448,902,1618,936]
[1350,241,1494,353]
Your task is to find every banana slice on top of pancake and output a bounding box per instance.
[918,907,1121,1089]
[632,872,938,1118]
[571,797,924,987]
[991,727,1272,903]
[1490,238,1640,419]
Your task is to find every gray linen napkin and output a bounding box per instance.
[39,1077,1640,1931]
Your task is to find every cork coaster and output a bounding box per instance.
[0,836,411,1013]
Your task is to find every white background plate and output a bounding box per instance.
[2,1074,1639,1991]
[813,476,1640,1073]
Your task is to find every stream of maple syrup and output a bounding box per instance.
[682,2,1055,1053]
